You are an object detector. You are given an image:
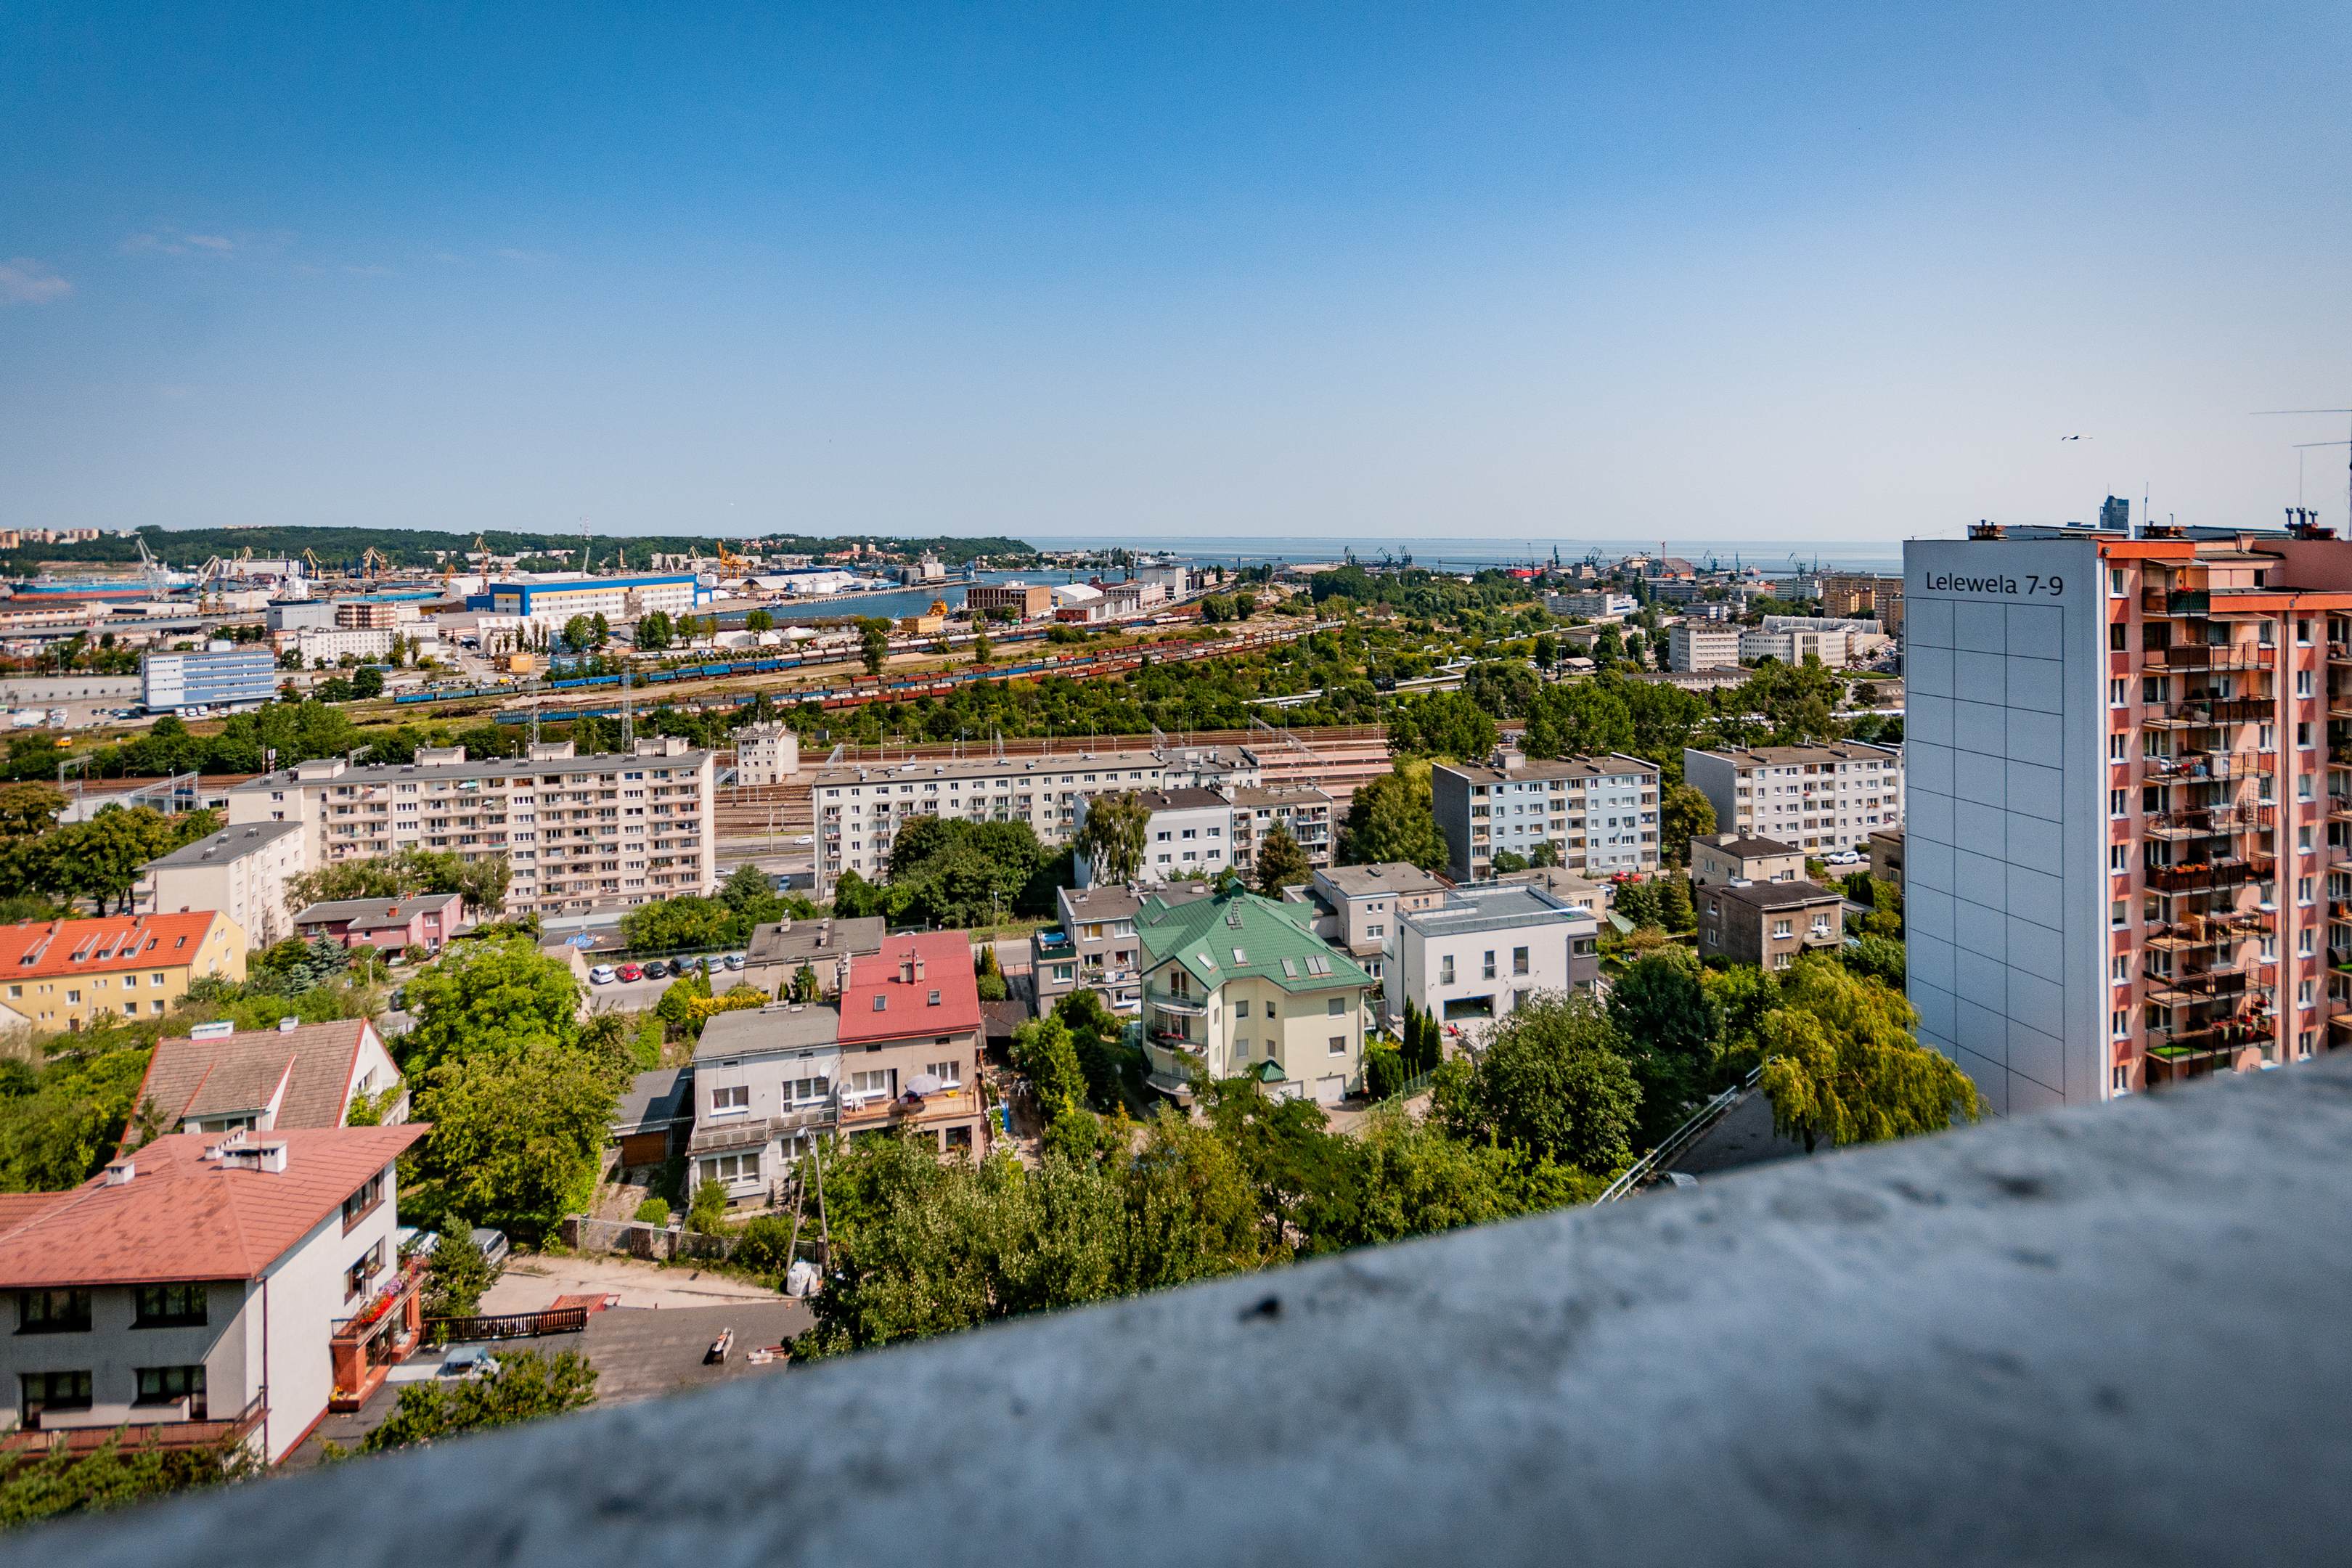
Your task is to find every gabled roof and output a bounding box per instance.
[837,931,983,1045]
[0,1126,428,1289]
[134,1020,380,1132]
[293,892,462,928]
[0,912,229,980]
[1133,891,1371,994]
[745,915,886,968]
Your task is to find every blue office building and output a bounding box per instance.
[142,644,280,714]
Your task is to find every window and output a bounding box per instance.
[1326,996,1344,1016]
[2111,955,2131,983]
[2110,899,2128,929]
[2110,622,2128,650]
[1514,946,1530,975]
[923,1060,963,1088]
[344,1238,385,1301]
[2109,844,2129,873]
[2108,733,2127,762]
[130,1283,207,1329]
[2112,1063,2131,1095]
[134,1365,206,1417]
[2110,1009,2130,1038]
[711,1085,749,1116]
[2300,876,2316,905]
[1328,1035,1346,1056]
[1234,1000,1249,1019]
[2110,568,2126,597]
[19,1371,90,1424]
[1440,955,1455,985]
[342,1171,385,1232]
[2108,788,2128,818]
[701,1152,759,1185]
[2298,670,2315,698]
[849,1068,894,1101]
[1482,950,1496,980]
[785,1076,830,1105]
[2108,677,2128,707]
[16,1289,89,1334]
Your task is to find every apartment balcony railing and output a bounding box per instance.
[2143,805,2275,840]
[2144,856,2278,893]
[0,1392,266,1459]
[2141,587,2211,618]
[2145,908,2273,950]
[2143,751,2265,783]
[2156,640,2276,671]
[1145,988,1207,1017]
[57,1058,2352,1568]
[836,1085,978,1130]
[2144,698,2275,730]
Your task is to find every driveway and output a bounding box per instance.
[484,1252,787,1313]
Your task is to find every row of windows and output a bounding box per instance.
[17,1284,206,1333]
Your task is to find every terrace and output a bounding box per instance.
[44,1056,2352,1565]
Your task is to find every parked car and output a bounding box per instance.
[675,955,703,975]
[590,965,617,985]
[389,987,409,1009]
[471,1228,510,1274]
[1825,850,1863,867]
[640,960,668,981]
[722,952,745,971]
[616,962,642,982]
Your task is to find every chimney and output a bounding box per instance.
[103,1157,134,1186]
[900,958,916,984]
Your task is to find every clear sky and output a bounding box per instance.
[2,3,2347,542]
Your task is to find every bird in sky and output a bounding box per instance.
[2060,434,2093,441]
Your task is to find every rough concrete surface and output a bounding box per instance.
[23,1056,2352,1567]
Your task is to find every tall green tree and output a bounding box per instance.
[411,1036,619,1238]
[1660,783,1717,865]
[1253,822,1313,894]
[396,935,581,1074]
[859,618,892,677]
[1076,791,1150,885]
[1607,947,1723,1145]
[1431,992,1641,1175]
[1756,958,1980,1153]
[1336,764,1447,870]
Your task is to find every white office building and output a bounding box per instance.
[1384,883,1599,1044]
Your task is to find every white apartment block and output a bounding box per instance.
[140,820,309,949]
[1683,741,1903,856]
[1383,883,1600,1043]
[1077,788,1234,885]
[812,746,1258,894]
[1669,623,1744,672]
[226,738,715,918]
[1545,590,1636,620]
[1430,754,1661,883]
[733,722,801,786]
[285,626,396,664]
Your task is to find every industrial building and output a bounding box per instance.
[142,645,279,714]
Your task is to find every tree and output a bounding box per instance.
[1657,873,1695,931]
[1756,959,1981,1153]
[634,611,673,651]
[745,608,774,633]
[422,1225,494,1318]
[1489,848,1529,874]
[397,935,581,1076]
[1013,1015,1088,1123]
[561,614,597,652]
[592,612,611,644]
[788,963,820,1003]
[1842,934,1906,988]
[357,1349,598,1453]
[859,618,891,677]
[1199,593,1235,624]
[971,633,992,665]
[1336,764,1447,870]
[0,1424,258,1528]
[1432,992,1641,1175]
[1390,692,1499,758]
[1613,878,1662,928]
[1076,791,1150,886]
[411,1037,620,1239]
[352,666,385,699]
[1607,948,1723,1145]
[1529,838,1561,869]
[1660,783,1717,865]
[1254,822,1312,894]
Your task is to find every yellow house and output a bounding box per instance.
[0,912,247,1033]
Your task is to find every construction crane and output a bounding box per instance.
[302,548,324,579]
[361,546,390,583]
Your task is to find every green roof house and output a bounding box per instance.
[1133,889,1373,1106]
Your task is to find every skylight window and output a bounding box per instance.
[1281,958,1298,978]
[1233,947,1246,964]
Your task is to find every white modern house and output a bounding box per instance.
[1384,884,1599,1046]
[0,1124,428,1464]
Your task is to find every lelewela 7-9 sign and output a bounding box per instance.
[1916,569,2065,598]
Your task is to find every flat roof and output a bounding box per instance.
[1704,878,1846,912]
[1318,862,1445,899]
[142,818,303,870]
[1435,753,1659,785]
[812,747,1251,788]
[1687,742,1900,767]
[232,747,714,791]
[1400,884,1592,939]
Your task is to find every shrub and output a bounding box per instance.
[732,1214,797,1276]
[423,1225,494,1319]
[1363,1043,1407,1101]
[688,1178,730,1234]
[632,1196,671,1225]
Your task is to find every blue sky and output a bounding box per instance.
[2,2,2347,542]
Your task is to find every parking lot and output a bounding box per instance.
[582,954,761,1012]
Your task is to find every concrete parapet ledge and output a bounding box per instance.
[25,1056,2352,1566]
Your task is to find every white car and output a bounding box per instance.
[590,964,617,984]
[1825,850,1863,867]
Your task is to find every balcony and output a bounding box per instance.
[2144,856,2277,893]
[0,1392,266,1459]
[329,1254,428,1411]
[2157,641,2275,671]
[55,1056,2352,1567]
[2142,587,2210,618]
[2144,698,2275,730]
[837,1084,979,1130]
[1146,988,1207,1016]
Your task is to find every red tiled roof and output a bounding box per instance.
[836,931,982,1045]
[133,1020,379,1133]
[0,912,230,981]
[0,1125,428,1289]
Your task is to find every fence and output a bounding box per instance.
[563,1214,735,1262]
[1594,1066,1764,1204]
[428,1308,590,1344]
